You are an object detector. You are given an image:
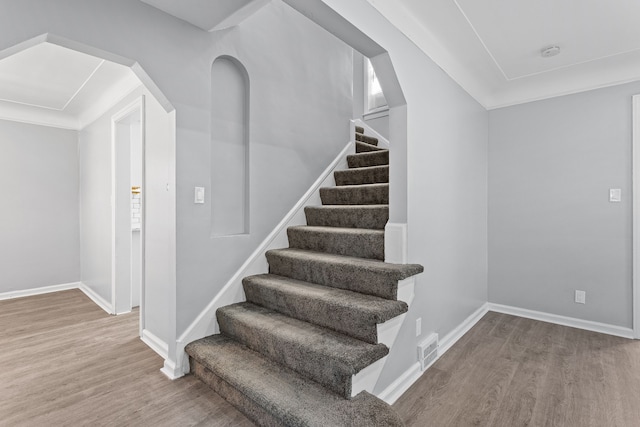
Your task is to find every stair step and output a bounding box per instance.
[216,302,388,398]
[287,225,384,260]
[335,165,389,186]
[355,133,379,146]
[186,335,404,426]
[304,205,389,230]
[355,125,364,134]
[347,150,389,168]
[266,248,424,300]
[320,183,388,205]
[243,274,407,344]
[356,141,384,153]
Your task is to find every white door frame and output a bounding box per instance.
[111,96,146,336]
[632,94,640,338]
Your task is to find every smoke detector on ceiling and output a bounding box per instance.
[541,46,561,58]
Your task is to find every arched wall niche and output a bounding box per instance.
[210,55,250,237]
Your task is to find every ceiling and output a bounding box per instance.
[367,0,640,109]
[140,0,270,31]
[0,42,141,129]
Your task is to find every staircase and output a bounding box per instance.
[185,126,423,426]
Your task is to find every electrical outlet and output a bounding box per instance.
[416,318,422,337]
[575,290,586,304]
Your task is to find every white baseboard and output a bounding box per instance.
[161,359,183,380]
[487,303,634,339]
[141,329,169,359]
[378,303,489,404]
[0,281,81,301]
[79,282,113,315]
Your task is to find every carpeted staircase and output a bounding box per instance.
[186,126,424,426]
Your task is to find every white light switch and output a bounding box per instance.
[609,188,621,202]
[194,187,205,204]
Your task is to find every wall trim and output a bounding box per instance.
[0,281,81,301]
[79,282,113,315]
[161,359,182,380]
[141,329,169,359]
[488,303,634,339]
[633,93,640,339]
[378,303,489,404]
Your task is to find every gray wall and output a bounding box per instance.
[489,81,640,328]
[0,119,80,293]
[79,86,174,344]
[176,1,354,334]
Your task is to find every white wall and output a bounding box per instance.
[176,1,354,334]
[489,81,640,328]
[79,86,174,344]
[0,119,80,294]
[289,0,489,394]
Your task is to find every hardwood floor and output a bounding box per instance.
[0,289,252,427]
[393,311,640,427]
[5,291,640,426]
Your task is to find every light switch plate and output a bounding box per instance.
[194,187,205,204]
[610,188,621,202]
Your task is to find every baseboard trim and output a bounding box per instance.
[141,329,169,360]
[378,303,489,405]
[79,282,113,315]
[487,303,634,339]
[0,281,81,301]
[160,359,183,380]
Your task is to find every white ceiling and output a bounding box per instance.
[140,0,270,31]
[0,42,141,129]
[368,0,640,109]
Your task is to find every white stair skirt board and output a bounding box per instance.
[79,282,114,314]
[0,281,80,301]
[141,329,169,360]
[377,303,489,405]
[175,140,354,377]
[354,118,390,149]
[487,303,635,339]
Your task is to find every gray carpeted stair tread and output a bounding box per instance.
[217,302,388,397]
[266,248,424,300]
[335,165,389,186]
[355,133,379,146]
[243,274,407,343]
[304,205,389,230]
[356,141,385,153]
[186,335,405,427]
[287,225,384,260]
[355,125,365,134]
[321,183,389,205]
[348,150,389,168]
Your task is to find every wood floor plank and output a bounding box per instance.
[0,290,253,426]
[394,312,640,427]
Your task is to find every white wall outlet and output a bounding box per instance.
[416,318,422,337]
[609,188,621,202]
[575,290,586,304]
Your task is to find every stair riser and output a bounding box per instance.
[355,126,364,134]
[304,206,389,229]
[356,133,379,146]
[356,142,383,153]
[217,308,355,397]
[266,253,399,300]
[334,167,389,186]
[320,185,388,205]
[287,228,384,260]
[347,151,388,168]
[190,360,280,427]
[243,279,380,344]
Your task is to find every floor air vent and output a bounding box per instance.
[417,333,438,371]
